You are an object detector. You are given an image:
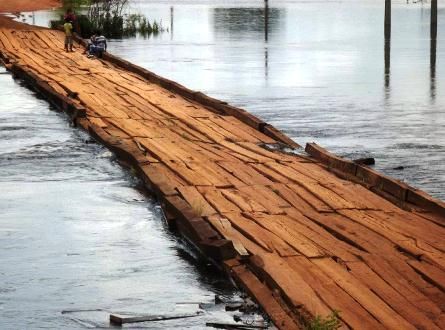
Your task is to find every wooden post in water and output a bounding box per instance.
[430,38,436,100]
[384,38,390,91]
[264,0,269,78]
[384,0,391,40]
[170,6,174,39]
[431,0,437,40]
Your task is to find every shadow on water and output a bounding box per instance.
[175,245,235,294]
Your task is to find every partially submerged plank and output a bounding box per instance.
[109,312,202,325]
[230,265,301,330]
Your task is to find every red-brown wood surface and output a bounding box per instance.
[1,26,444,329]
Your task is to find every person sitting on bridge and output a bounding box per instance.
[87,31,107,58]
[63,18,74,52]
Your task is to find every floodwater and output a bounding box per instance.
[0,72,246,328]
[1,0,444,328]
[27,1,445,195]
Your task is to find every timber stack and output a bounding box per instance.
[0,22,444,329]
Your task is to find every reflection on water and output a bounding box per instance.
[213,6,282,40]
[107,0,445,199]
[384,39,391,98]
[430,38,436,101]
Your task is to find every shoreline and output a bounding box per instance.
[0,0,61,30]
[0,0,61,14]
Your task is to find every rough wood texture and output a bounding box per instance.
[1,26,444,330]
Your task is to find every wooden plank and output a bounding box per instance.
[140,163,185,196]
[197,187,241,213]
[287,183,332,213]
[218,161,273,186]
[286,256,384,330]
[312,258,416,330]
[265,161,319,185]
[237,142,294,162]
[207,215,251,257]
[185,161,234,188]
[305,142,357,175]
[248,254,332,318]
[224,212,298,257]
[250,163,290,183]
[110,312,202,325]
[244,213,325,258]
[285,208,362,262]
[88,117,108,129]
[370,210,445,252]
[339,209,425,257]
[239,185,290,215]
[301,181,356,210]
[166,161,214,186]
[269,183,318,216]
[177,186,217,217]
[302,212,395,255]
[408,260,445,293]
[362,255,444,323]
[224,115,276,144]
[219,141,272,163]
[322,181,392,211]
[340,209,445,270]
[220,189,267,213]
[230,265,301,330]
[347,261,441,329]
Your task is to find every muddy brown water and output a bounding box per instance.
[1,0,444,328]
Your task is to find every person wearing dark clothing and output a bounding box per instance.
[64,9,80,35]
[87,31,107,58]
[64,9,76,23]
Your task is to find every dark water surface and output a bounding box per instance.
[1,0,444,328]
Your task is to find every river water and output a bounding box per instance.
[1,0,444,328]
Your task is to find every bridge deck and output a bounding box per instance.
[1,26,444,329]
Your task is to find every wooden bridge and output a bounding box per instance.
[1,22,444,329]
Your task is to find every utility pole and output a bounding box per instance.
[431,0,437,40]
[384,0,391,40]
[384,0,391,92]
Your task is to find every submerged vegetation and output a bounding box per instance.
[306,311,341,330]
[52,0,166,38]
[121,14,165,37]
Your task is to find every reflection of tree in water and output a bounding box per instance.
[61,0,90,11]
[213,7,284,40]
